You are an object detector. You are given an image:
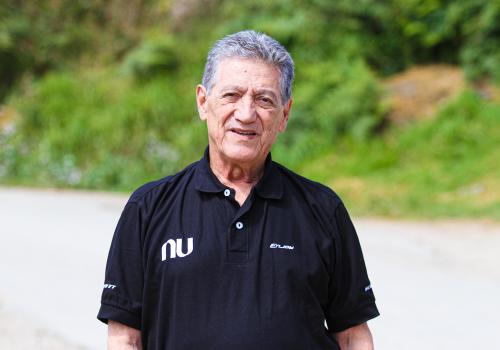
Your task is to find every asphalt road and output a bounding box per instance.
[0,187,499,349]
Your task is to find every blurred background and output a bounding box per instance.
[0,0,499,349]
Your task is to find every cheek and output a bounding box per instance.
[263,115,282,134]
[211,106,233,127]
[206,113,229,142]
[207,119,222,139]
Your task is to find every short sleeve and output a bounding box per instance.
[325,203,379,332]
[97,201,144,330]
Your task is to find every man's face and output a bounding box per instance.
[196,57,292,166]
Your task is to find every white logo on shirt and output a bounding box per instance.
[270,243,294,250]
[365,284,372,292]
[162,238,194,260]
[103,284,116,289]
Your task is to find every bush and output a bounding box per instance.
[299,90,500,218]
[273,58,384,168]
[1,69,203,190]
[121,35,180,80]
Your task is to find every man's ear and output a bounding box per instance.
[278,97,293,132]
[196,85,208,121]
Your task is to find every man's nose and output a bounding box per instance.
[234,95,256,123]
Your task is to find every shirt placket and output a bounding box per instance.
[221,187,254,264]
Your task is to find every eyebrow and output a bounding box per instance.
[219,85,244,94]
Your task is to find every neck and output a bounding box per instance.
[208,148,267,205]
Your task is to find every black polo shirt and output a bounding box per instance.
[97,148,379,349]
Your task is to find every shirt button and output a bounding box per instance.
[235,222,244,230]
[224,189,231,197]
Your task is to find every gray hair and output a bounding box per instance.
[201,30,294,104]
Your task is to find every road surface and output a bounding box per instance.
[0,187,499,349]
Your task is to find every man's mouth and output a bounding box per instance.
[231,129,257,136]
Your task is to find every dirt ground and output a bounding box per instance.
[382,64,500,125]
[0,186,499,349]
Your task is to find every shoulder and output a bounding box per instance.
[127,161,199,205]
[273,162,343,214]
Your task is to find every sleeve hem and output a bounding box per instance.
[97,302,142,330]
[327,302,380,333]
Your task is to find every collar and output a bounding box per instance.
[194,147,283,200]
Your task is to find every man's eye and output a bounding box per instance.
[258,97,274,106]
[223,93,239,99]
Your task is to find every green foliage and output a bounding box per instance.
[300,91,500,219]
[1,70,204,190]
[460,1,500,81]
[0,0,156,101]
[0,1,101,100]
[1,0,500,219]
[121,35,180,80]
[273,58,384,168]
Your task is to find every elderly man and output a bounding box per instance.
[98,30,379,349]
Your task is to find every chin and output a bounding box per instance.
[222,144,262,163]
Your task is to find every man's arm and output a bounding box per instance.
[108,320,142,350]
[333,322,374,350]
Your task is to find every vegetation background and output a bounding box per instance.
[0,0,499,219]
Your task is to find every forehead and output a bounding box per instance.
[213,57,281,91]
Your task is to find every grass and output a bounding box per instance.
[297,90,500,219]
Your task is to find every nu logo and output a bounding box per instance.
[161,238,194,260]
